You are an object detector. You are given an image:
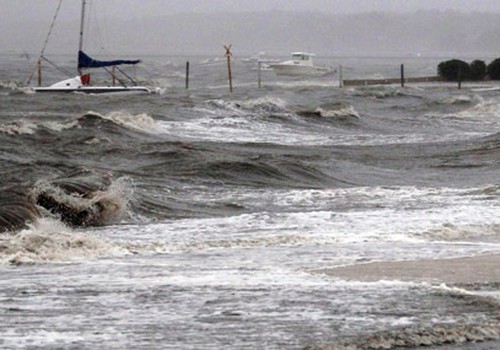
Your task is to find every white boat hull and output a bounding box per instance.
[32,76,153,94]
[33,86,153,94]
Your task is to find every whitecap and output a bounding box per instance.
[82,110,160,133]
[314,105,360,118]
[0,121,38,135]
[0,218,127,265]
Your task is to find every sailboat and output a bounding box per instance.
[33,0,155,94]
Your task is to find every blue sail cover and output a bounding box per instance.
[78,50,141,70]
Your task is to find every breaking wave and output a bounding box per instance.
[297,103,360,119]
[349,85,404,99]
[202,97,292,118]
[0,111,158,136]
[97,111,159,132]
[415,223,500,241]
[0,172,133,234]
[0,120,39,135]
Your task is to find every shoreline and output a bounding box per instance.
[308,254,500,350]
[315,254,500,286]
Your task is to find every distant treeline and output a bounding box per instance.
[438,58,500,81]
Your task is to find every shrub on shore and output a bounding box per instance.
[470,60,487,80]
[437,59,488,81]
[486,58,500,80]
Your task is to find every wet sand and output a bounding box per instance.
[316,254,500,286]
[308,254,500,350]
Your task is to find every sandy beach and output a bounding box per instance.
[315,254,500,286]
[307,254,500,350]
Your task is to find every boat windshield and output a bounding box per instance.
[292,54,310,61]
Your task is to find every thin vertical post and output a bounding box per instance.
[112,66,116,86]
[258,61,262,89]
[339,65,343,88]
[37,59,42,86]
[458,67,462,89]
[185,61,190,90]
[400,64,405,87]
[78,0,86,75]
[224,44,233,93]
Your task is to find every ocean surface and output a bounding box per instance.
[0,53,499,349]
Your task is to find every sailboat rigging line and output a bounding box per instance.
[115,66,138,86]
[40,56,74,78]
[40,0,64,59]
[86,0,106,53]
[102,67,128,87]
[27,0,64,85]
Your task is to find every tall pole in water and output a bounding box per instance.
[339,65,343,88]
[37,59,42,86]
[224,45,233,93]
[78,0,86,75]
[400,64,405,87]
[257,61,262,89]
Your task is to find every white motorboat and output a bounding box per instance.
[270,52,333,77]
[32,0,156,94]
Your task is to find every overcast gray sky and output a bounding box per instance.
[2,0,500,56]
[2,0,500,23]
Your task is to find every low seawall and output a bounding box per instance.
[343,76,441,86]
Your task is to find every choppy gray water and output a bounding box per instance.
[0,54,499,349]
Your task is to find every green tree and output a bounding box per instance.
[469,60,486,81]
[437,59,471,81]
[487,58,500,80]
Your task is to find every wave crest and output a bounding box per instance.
[0,121,38,135]
[0,172,133,233]
[76,111,159,133]
[415,223,500,241]
[31,175,133,227]
[297,104,360,119]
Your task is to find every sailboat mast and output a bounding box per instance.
[78,0,86,74]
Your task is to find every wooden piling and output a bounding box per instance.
[257,61,262,89]
[37,59,42,86]
[224,45,233,93]
[185,61,190,90]
[400,64,405,87]
[339,65,343,88]
[458,67,462,89]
